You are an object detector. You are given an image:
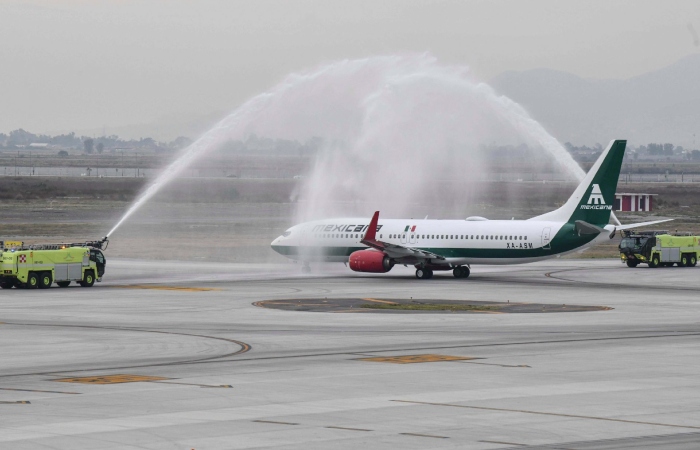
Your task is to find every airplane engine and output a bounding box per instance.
[348,250,394,273]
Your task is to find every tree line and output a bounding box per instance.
[0,129,192,154]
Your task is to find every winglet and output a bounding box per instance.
[363,211,380,241]
[360,211,385,251]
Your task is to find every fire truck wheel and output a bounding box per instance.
[691,256,697,267]
[57,281,70,288]
[38,272,52,289]
[26,272,39,289]
[626,260,638,268]
[80,271,95,287]
[649,255,660,268]
[0,281,13,289]
[680,255,689,267]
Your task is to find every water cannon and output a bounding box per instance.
[85,236,109,250]
[70,236,109,250]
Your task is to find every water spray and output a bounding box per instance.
[107,54,590,237]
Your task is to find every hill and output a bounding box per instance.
[490,53,700,147]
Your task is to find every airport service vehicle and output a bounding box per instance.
[619,232,699,268]
[0,238,108,289]
[271,140,672,279]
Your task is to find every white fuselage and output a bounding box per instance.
[271,217,614,266]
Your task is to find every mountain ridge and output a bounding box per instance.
[490,53,700,147]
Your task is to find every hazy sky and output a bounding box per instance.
[2,0,699,137]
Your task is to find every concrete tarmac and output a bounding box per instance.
[1,259,700,449]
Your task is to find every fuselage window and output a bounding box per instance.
[524,236,528,240]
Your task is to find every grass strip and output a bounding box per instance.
[359,302,501,312]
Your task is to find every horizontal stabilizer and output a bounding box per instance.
[616,218,674,231]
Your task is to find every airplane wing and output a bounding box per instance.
[361,211,446,261]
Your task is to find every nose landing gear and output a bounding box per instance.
[301,262,311,274]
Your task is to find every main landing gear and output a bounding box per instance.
[415,266,470,280]
[453,266,470,279]
[415,268,433,279]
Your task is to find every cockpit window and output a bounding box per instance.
[282,231,292,237]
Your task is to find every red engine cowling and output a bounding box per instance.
[349,250,394,273]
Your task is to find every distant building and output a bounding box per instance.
[614,193,656,212]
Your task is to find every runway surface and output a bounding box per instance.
[1,259,700,449]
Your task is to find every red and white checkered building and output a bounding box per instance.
[614,193,656,212]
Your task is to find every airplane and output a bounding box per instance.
[271,140,671,279]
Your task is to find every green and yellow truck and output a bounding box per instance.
[619,232,699,268]
[1,238,107,289]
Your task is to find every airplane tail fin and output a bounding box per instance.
[530,139,626,226]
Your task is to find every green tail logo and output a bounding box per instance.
[529,140,626,226]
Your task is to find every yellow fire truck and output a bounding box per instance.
[1,238,108,289]
[619,232,699,268]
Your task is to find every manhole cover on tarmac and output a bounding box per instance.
[253,298,612,314]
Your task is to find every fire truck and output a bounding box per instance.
[619,231,699,268]
[1,238,108,289]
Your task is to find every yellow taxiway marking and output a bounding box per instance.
[113,285,220,292]
[358,354,476,364]
[362,298,400,305]
[0,401,30,404]
[0,387,81,394]
[54,375,170,385]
